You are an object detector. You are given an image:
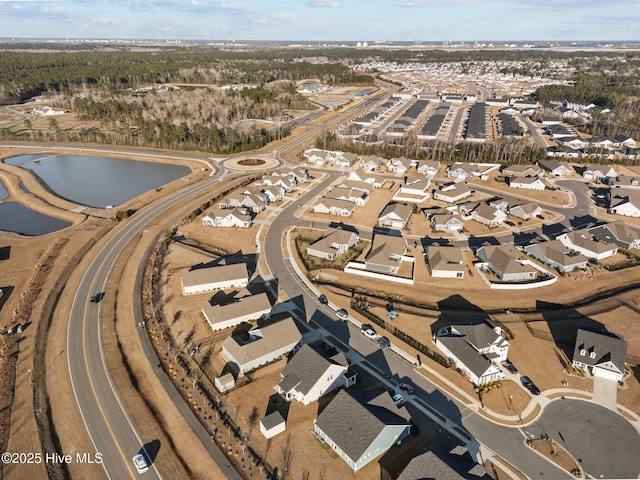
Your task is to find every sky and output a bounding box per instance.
[0,0,638,42]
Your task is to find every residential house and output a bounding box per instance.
[430,213,464,232]
[280,166,309,183]
[558,136,588,149]
[509,203,542,220]
[609,175,640,190]
[360,155,382,172]
[313,198,356,217]
[276,344,356,405]
[537,159,573,177]
[509,176,546,191]
[393,176,431,202]
[386,156,414,175]
[334,180,373,195]
[448,162,479,179]
[428,246,465,278]
[258,174,296,192]
[614,135,636,149]
[219,190,268,213]
[365,234,408,274]
[333,152,359,168]
[378,203,413,229]
[476,245,538,281]
[397,451,470,480]
[557,229,618,260]
[589,220,640,250]
[434,322,509,385]
[471,204,507,228]
[313,389,412,472]
[417,159,441,177]
[325,187,369,206]
[347,170,387,188]
[201,292,272,331]
[258,184,285,202]
[181,263,249,295]
[433,183,473,203]
[525,240,588,273]
[582,164,620,181]
[303,149,332,166]
[609,192,640,218]
[590,137,615,150]
[572,326,628,382]
[202,207,252,228]
[501,164,541,177]
[306,228,359,261]
[221,315,302,374]
[489,198,509,212]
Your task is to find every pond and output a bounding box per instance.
[5,154,191,208]
[0,202,71,236]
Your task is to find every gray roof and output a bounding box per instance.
[201,292,271,327]
[260,411,285,430]
[478,245,536,276]
[278,344,346,396]
[450,323,502,351]
[182,263,249,288]
[438,335,493,377]
[428,246,465,273]
[397,451,464,480]
[589,220,639,247]
[527,239,587,267]
[366,234,407,268]
[315,389,411,464]
[573,326,628,373]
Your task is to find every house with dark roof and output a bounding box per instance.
[313,389,411,472]
[589,220,640,250]
[276,344,356,405]
[537,159,573,177]
[572,326,628,382]
[525,239,588,273]
[434,322,508,385]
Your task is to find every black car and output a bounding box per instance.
[377,336,391,349]
[318,294,328,305]
[90,293,103,304]
[522,376,540,395]
[501,360,518,374]
[398,383,415,394]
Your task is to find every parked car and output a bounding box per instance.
[132,453,149,474]
[398,383,415,394]
[392,393,404,405]
[336,309,349,320]
[558,186,569,192]
[361,324,378,339]
[501,360,518,374]
[318,294,328,305]
[522,376,540,395]
[377,336,391,349]
[504,220,515,227]
[536,214,545,220]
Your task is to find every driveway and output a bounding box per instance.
[591,375,618,410]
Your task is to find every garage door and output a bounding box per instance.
[593,367,619,381]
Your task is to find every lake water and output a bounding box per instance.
[5,154,191,208]
[0,182,7,200]
[0,202,71,236]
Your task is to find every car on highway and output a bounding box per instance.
[318,294,328,305]
[377,336,391,349]
[336,308,349,320]
[132,453,149,474]
[392,393,404,405]
[501,360,518,374]
[521,376,540,395]
[361,324,378,339]
[90,293,103,304]
[398,383,414,394]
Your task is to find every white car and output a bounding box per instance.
[132,453,149,474]
[392,393,404,405]
[361,324,378,339]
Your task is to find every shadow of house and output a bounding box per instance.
[0,285,14,313]
[327,221,360,235]
[466,235,500,252]
[0,246,10,261]
[265,392,291,422]
[513,230,546,246]
[569,214,598,231]
[534,300,606,359]
[192,251,259,278]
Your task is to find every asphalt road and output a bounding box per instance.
[262,172,571,479]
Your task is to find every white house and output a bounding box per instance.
[306,228,359,261]
[325,187,368,206]
[181,263,249,295]
[476,245,538,281]
[201,292,272,331]
[417,160,441,177]
[509,176,546,191]
[502,164,541,177]
[537,159,573,177]
[557,229,618,260]
[509,203,542,220]
[202,207,252,228]
[583,164,620,181]
[572,326,628,382]
[524,240,588,273]
[610,193,640,217]
[221,315,302,374]
[393,176,430,202]
[215,373,235,393]
[448,162,479,179]
[360,155,382,172]
[427,246,465,278]
[378,203,413,229]
[430,213,464,232]
[434,322,509,385]
[387,156,414,175]
[260,411,286,439]
[471,204,507,228]
[276,344,356,405]
[313,198,356,217]
[433,183,473,203]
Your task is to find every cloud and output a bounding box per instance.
[299,0,339,7]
